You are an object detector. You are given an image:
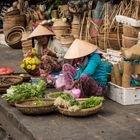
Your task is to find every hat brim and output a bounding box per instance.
[64,39,97,59]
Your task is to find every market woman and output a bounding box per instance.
[28,22,62,74]
[63,39,112,98]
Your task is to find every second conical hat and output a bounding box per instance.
[28,24,54,38]
[64,39,97,59]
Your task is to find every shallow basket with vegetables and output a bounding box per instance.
[54,95,104,117]
[47,92,74,100]
[15,98,55,115]
[0,75,23,94]
[2,80,47,105]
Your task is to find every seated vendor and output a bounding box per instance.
[28,22,62,74]
[63,39,112,98]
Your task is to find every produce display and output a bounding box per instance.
[32,100,47,106]
[15,98,55,115]
[54,96,104,112]
[0,76,23,87]
[47,92,73,100]
[2,80,46,104]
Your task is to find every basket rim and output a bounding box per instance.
[58,102,103,117]
[15,98,54,108]
[7,31,22,44]
[58,102,102,112]
[0,75,23,88]
[122,34,139,40]
[5,26,25,45]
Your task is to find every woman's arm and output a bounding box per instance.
[83,53,101,76]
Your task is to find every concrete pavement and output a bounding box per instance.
[0,43,140,140]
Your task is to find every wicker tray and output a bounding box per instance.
[0,75,23,88]
[15,98,55,115]
[12,73,31,82]
[47,92,63,100]
[47,92,72,101]
[58,99,103,117]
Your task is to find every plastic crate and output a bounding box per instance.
[107,82,140,105]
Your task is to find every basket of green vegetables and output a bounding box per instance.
[15,98,55,115]
[2,80,47,105]
[47,92,73,100]
[54,95,104,117]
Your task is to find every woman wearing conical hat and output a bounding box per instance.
[28,21,63,74]
[62,39,112,98]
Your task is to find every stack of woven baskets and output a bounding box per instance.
[71,15,80,39]
[21,31,32,56]
[5,26,25,49]
[3,9,26,33]
[52,19,70,40]
[98,32,122,51]
[60,35,74,48]
[122,24,140,48]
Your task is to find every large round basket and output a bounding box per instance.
[123,24,140,38]
[15,98,55,115]
[122,35,139,48]
[5,26,25,49]
[12,73,31,82]
[47,92,73,101]
[98,33,122,50]
[0,75,23,88]
[5,9,20,16]
[0,75,23,93]
[3,14,26,33]
[58,99,103,117]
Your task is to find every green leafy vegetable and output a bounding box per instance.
[2,80,47,103]
[80,96,104,109]
[32,100,47,106]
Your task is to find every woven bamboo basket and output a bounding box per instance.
[53,29,70,40]
[15,98,55,115]
[3,14,26,33]
[58,99,103,117]
[0,75,23,88]
[123,24,140,38]
[72,16,79,25]
[12,73,31,82]
[5,26,25,49]
[59,5,68,13]
[98,33,122,50]
[21,31,32,55]
[5,9,20,16]
[122,35,139,48]
[60,35,74,48]
[51,10,58,18]
[47,92,73,101]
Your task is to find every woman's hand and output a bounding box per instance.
[74,80,80,89]
[65,83,74,90]
[65,80,80,90]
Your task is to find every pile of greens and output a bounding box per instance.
[48,92,69,99]
[80,97,104,109]
[32,100,47,106]
[54,95,104,111]
[2,80,46,103]
[59,95,104,109]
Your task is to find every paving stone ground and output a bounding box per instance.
[0,43,140,140]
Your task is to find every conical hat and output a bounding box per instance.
[28,25,54,38]
[21,31,31,41]
[64,39,97,59]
